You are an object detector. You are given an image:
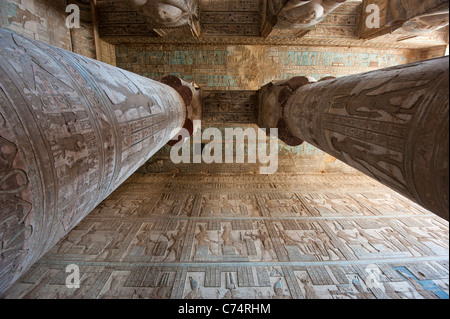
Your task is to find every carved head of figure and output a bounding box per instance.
[145,2,184,24]
[279,0,347,28]
[129,0,192,27]
[281,1,325,27]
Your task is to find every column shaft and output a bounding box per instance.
[283,57,449,221]
[0,29,185,293]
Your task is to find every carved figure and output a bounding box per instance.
[336,227,380,253]
[299,277,320,299]
[129,0,200,31]
[195,225,216,256]
[246,229,276,261]
[279,0,347,28]
[402,12,449,33]
[387,0,449,33]
[271,278,291,299]
[185,276,202,299]
[164,222,187,261]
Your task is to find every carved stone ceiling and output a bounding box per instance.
[97,0,449,49]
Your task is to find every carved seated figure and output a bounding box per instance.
[279,0,347,28]
[129,0,195,27]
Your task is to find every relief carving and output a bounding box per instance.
[129,0,201,35]
[0,28,188,294]
[387,0,449,33]
[0,120,33,291]
[282,57,449,220]
[278,0,347,28]
[330,136,406,191]
[164,222,188,261]
[7,7,44,27]
[2,171,448,299]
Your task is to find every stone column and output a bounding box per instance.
[260,57,449,221]
[0,29,187,294]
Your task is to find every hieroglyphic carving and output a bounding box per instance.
[7,6,44,27]
[261,0,289,37]
[97,0,201,38]
[262,0,347,38]
[201,0,261,37]
[2,169,449,299]
[203,91,257,125]
[283,57,449,221]
[0,29,187,294]
[0,0,72,50]
[0,113,34,294]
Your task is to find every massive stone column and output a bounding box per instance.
[259,57,449,221]
[0,29,188,294]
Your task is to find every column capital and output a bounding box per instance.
[258,76,335,146]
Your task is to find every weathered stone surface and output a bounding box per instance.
[98,0,201,37]
[278,0,347,29]
[116,45,419,91]
[358,0,449,40]
[161,75,202,146]
[130,0,200,35]
[95,0,448,48]
[386,0,449,33]
[0,29,186,294]
[2,172,448,299]
[262,0,348,38]
[0,0,448,300]
[258,76,318,146]
[280,57,449,221]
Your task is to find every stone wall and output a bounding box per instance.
[0,0,116,65]
[0,0,72,50]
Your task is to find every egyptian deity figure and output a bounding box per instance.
[278,0,347,28]
[129,0,198,28]
[388,0,449,33]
